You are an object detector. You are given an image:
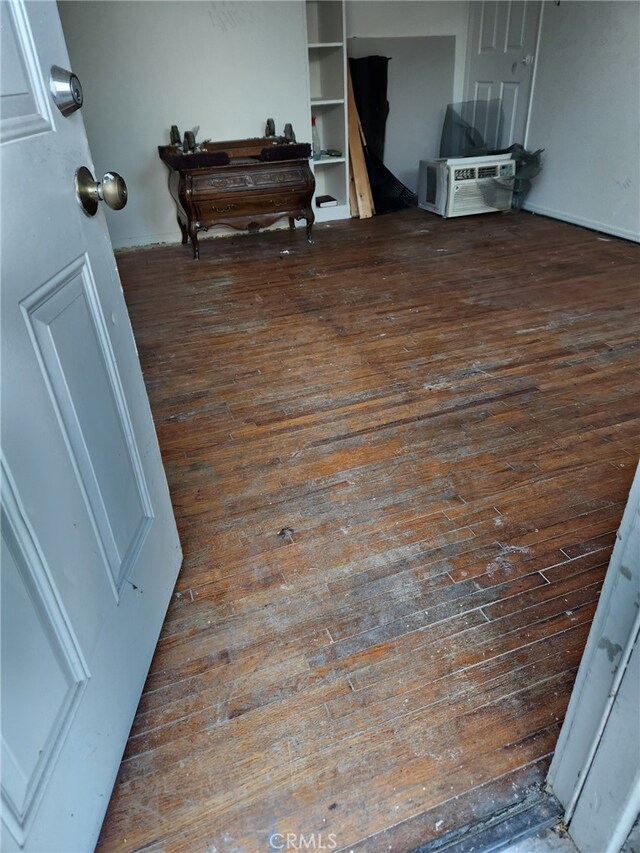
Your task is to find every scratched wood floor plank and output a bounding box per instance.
[98,210,640,852]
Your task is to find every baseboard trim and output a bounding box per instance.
[111,218,305,252]
[113,231,183,251]
[409,789,564,853]
[522,203,640,244]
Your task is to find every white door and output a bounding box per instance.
[569,635,640,852]
[548,462,640,852]
[464,1,541,148]
[0,2,182,850]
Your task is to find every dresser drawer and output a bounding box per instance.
[190,165,309,197]
[194,190,308,221]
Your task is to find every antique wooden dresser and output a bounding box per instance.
[158,137,315,259]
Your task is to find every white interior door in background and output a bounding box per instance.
[464,1,541,148]
[0,1,182,850]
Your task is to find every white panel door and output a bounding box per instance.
[569,633,640,852]
[0,1,182,850]
[548,462,640,852]
[464,1,541,147]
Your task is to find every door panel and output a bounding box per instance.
[22,255,154,595]
[0,0,52,142]
[500,82,519,144]
[0,1,182,849]
[479,2,499,52]
[464,1,541,148]
[505,2,527,50]
[1,465,89,847]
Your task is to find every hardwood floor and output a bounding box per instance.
[98,210,640,853]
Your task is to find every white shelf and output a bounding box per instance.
[313,156,346,166]
[305,0,349,221]
[306,0,343,43]
[315,203,351,223]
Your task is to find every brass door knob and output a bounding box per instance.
[75,166,128,216]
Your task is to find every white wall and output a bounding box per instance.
[346,1,469,101]
[348,37,455,189]
[525,1,640,242]
[59,1,309,249]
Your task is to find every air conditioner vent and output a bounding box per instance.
[451,182,490,213]
[454,168,476,181]
[477,166,498,178]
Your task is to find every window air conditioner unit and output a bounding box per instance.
[418,154,515,218]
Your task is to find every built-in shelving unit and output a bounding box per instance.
[305,0,350,222]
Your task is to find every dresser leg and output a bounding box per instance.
[288,217,295,231]
[178,217,189,245]
[305,211,314,244]
[189,226,200,260]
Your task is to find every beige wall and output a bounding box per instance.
[59,1,309,249]
[525,1,640,241]
[346,1,469,101]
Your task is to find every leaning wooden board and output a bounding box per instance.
[347,66,374,219]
